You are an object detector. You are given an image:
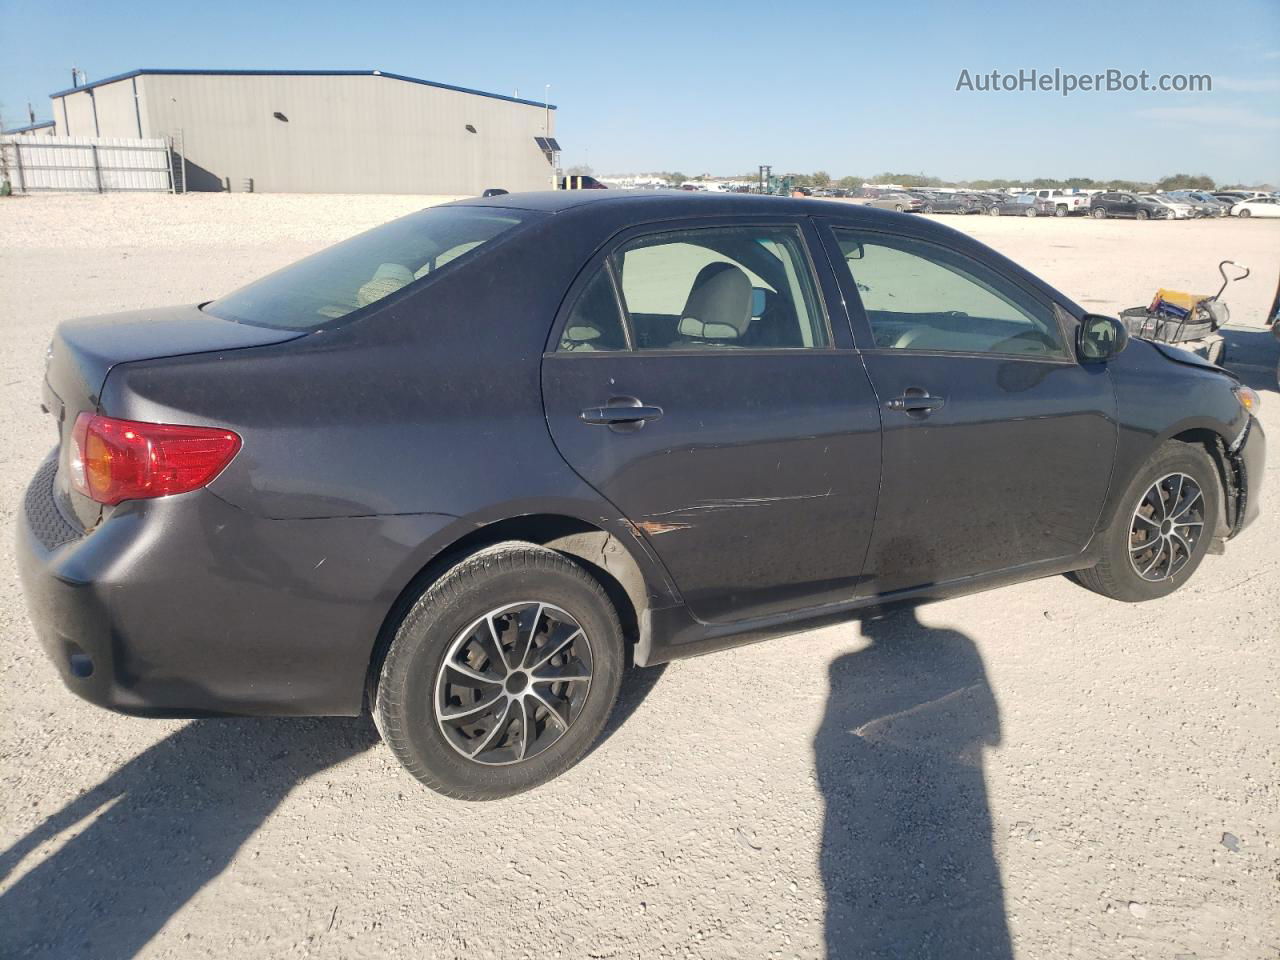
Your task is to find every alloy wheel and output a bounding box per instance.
[434,602,594,765]
[1128,473,1205,582]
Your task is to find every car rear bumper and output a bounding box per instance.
[17,453,460,717]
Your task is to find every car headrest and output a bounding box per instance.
[356,263,415,308]
[678,262,752,340]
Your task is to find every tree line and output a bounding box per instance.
[638,170,1271,192]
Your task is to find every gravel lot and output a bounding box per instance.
[1,194,1277,960]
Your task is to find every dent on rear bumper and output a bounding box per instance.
[18,460,459,717]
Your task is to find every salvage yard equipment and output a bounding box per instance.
[1119,260,1250,366]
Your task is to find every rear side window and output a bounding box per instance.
[206,206,530,330]
[612,226,827,350]
[557,268,629,352]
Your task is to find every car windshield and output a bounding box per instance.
[205,205,531,330]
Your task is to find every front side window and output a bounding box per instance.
[832,229,1068,358]
[611,226,827,350]
[207,206,531,330]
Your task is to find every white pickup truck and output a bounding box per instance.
[1034,189,1091,217]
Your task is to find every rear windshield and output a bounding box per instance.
[205,205,530,330]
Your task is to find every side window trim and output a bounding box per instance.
[817,220,1076,363]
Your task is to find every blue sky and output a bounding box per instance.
[2,0,1277,183]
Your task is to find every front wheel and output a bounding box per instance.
[375,542,625,799]
[1074,441,1221,602]
[1238,209,1251,218]
[1136,209,1149,220]
[988,206,1001,216]
[1092,207,1107,219]
[1055,205,1068,218]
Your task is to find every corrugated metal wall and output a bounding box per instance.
[1,135,171,192]
[52,73,557,194]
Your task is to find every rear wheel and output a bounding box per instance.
[375,542,625,799]
[1238,208,1252,218]
[1075,442,1220,602]
[1092,207,1107,219]
[1136,209,1149,221]
[894,204,905,212]
[1024,207,1038,218]
[923,203,934,214]
[988,206,1001,216]
[1055,205,1068,218]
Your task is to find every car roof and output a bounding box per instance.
[451,189,882,217]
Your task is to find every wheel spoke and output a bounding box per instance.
[485,615,513,672]
[468,699,513,758]
[446,657,501,686]
[1171,490,1203,523]
[1169,529,1193,571]
[527,687,567,731]
[1165,475,1183,520]
[1140,538,1167,578]
[1134,513,1161,528]
[440,690,504,721]
[532,667,591,684]
[513,603,543,671]
[527,628,581,671]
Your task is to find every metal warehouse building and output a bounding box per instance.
[44,68,559,194]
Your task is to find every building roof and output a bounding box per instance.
[48,69,556,109]
[0,120,55,134]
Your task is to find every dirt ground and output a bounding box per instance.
[1,193,1277,960]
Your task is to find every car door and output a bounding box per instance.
[819,222,1117,595]
[541,218,882,624]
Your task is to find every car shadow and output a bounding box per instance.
[1221,325,1279,394]
[0,714,378,960]
[815,605,1013,960]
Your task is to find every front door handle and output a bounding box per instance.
[580,397,664,428]
[885,391,946,416]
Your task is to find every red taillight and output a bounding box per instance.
[70,413,242,505]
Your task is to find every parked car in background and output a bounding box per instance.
[1090,192,1169,220]
[867,192,924,212]
[18,191,1265,798]
[1213,192,1250,206]
[1035,189,1091,217]
[1231,197,1280,218]
[985,194,1043,216]
[1167,191,1228,217]
[1143,195,1195,219]
[915,192,981,214]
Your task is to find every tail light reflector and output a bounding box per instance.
[70,413,242,505]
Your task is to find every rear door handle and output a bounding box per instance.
[579,398,664,427]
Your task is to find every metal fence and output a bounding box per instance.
[1,135,174,193]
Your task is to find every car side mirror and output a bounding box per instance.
[1077,314,1129,363]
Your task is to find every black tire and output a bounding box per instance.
[988,206,1001,216]
[1136,209,1149,221]
[375,542,625,799]
[1055,204,1068,218]
[1025,207,1038,218]
[1092,207,1107,219]
[923,204,934,214]
[1238,208,1251,218]
[894,204,904,212]
[1075,441,1221,602]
